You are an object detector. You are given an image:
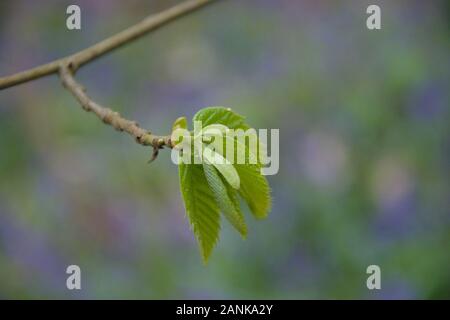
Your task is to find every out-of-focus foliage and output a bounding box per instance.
[0,0,449,298]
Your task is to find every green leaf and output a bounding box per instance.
[202,163,247,237]
[179,163,221,263]
[194,107,271,218]
[203,146,240,189]
[222,133,260,166]
[235,163,271,219]
[176,106,272,262]
[171,116,189,149]
[194,107,250,130]
[172,116,188,131]
[202,124,229,136]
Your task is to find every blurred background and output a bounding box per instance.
[0,0,449,299]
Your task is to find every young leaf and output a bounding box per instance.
[196,108,267,165]
[202,123,229,137]
[170,116,189,150]
[172,116,188,131]
[202,163,247,237]
[179,163,221,263]
[177,106,272,262]
[194,107,250,130]
[203,146,240,189]
[235,164,271,219]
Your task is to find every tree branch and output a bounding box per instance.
[0,0,215,89]
[1,0,218,161]
[59,64,172,160]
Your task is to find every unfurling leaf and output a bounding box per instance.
[177,107,272,262]
[172,116,188,131]
[194,106,250,130]
[203,163,247,237]
[203,147,240,189]
[171,116,188,149]
[179,163,220,263]
[235,164,271,219]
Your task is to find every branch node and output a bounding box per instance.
[147,137,167,163]
[148,147,160,163]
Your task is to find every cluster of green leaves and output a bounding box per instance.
[175,107,271,263]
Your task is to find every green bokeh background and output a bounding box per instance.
[0,0,449,299]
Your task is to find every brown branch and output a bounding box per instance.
[0,0,219,160]
[59,64,172,160]
[0,0,215,89]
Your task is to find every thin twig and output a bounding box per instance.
[59,64,172,157]
[0,0,218,160]
[0,0,215,89]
